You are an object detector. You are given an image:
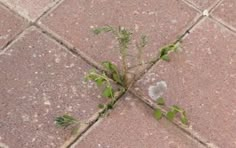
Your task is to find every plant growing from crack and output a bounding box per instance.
[55,25,188,130]
[55,114,78,128]
[154,98,188,124]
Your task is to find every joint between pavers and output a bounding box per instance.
[209,15,236,35]
[129,89,220,148]
[60,91,127,148]
[0,0,63,22]
[181,0,202,13]
[34,23,105,71]
[134,14,204,84]
[208,0,224,14]
[34,0,65,23]
[0,1,30,23]
[0,24,31,54]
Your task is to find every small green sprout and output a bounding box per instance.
[154,97,188,125]
[55,115,78,128]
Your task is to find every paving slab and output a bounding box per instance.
[73,94,204,148]
[0,0,59,21]
[0,4,27,50]
[184,0,218,10]
[0,27,107,148]
[134,18,236,148]
[212,0,236,30]
[39,0,199,68]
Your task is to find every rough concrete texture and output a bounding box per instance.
[73,94,204,148]
[212,0,236,30]
[184,0,219,10]
[0,4,27,50]
[134,18,236,148]
[0,27,106,148]
[0,0,59,21]
[39,0,199,68]
[0,0,236,147]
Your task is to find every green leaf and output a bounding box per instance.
[180,115,188,125]
[166,111,175,121]
[98,104,105,109]
[102,61,122,84]
[112,73,122,84]
[154,108,162,120]
[93,26,113,35]
[156,97,165,105]
[102,86,114,98]
[55,115,77,128]
[102,61,118,73]
[180,111,188,125]
[171,105,183,113]
[161,55,170,62]
[107,103,113,109]
[95,77,105,86]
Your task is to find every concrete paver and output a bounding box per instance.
[212,0,236,30]
[0,27,106,148]
[0,0,59,21]
[73,94,204,148]
[134,18,236,148]
[0,4,27,50]
[185,0,218,10]
[39,0,199,68]
[0,0,235,147]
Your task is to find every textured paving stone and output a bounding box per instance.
[73,94,204,148]
[0,27,106,148]
[212,0,236,30]
[39,0,198,68]
[0,0,59,21]
[134,18,236,148]
[0,4,27,50]
[185,0,218,10]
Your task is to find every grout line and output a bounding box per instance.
[0,24,31,53]
[34,0,65,23]
[209,16,236,34]
[181,0,202,12]
[133,14,205,83]
[208,0,224,13]
[126,15,216,148]
[0,1,30,22]
[129,90,220,148]
[34,24,104,70]
[61,91,126,148]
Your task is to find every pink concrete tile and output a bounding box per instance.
[0,4,27,50]
[212,0,236,30]
[134,18,236,147]
[73,94,204,148]
[39,0,198,68]
[0,0,59,21]
[0,27,107,148]
[185,0,218,10]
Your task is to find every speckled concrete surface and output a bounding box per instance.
[212,0,236,30]
[0,4,27,50]
[134,18,236,147]
[73,94,204,148]
[39,0,199,68]
[0,0,60,21]
[184,0,219,10]
[0,27,106,147]
[0,0,235,147]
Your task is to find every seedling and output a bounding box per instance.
[55,25,188,131]
[154,97,188,125]
[55,114,78,128]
